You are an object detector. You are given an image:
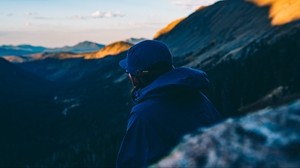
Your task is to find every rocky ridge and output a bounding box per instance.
[154,99,300,168]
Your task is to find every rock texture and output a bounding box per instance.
[154,99,300,168]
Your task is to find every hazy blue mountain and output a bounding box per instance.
[0,44,47,56]
[0,41,104,58]
[44,41,104,53]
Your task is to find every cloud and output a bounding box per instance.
[25,12,53,20]
[32,16,54,20]
[71,11,125,20]
[91,11,125,18]
[25,22,32,27]
[70,15,89,20]
[169,0,220,10]
[25,12,38,16]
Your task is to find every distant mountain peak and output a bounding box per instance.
[77,40,94,44]
[44,41,104,53]
[75,41,102,46]
[124,38,148,45]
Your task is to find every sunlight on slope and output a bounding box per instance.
[250,0,300,25]
[153,18,185,39]
[3,56,25,63]
[84,41,132,59]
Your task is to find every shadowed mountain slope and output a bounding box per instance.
[156,0,283,61]
[0,57,63,166]
[0,57,50,96]
[0,52,131,167]
[155,0,300,116]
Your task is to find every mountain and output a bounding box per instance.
[3,52,83,63]
[30,52,82,60]
[1,0,300,167]
[2,55,27,63]
[2,39,143,63]
[0,42,103,62]
[18,41,133,82]
[0,57,57,125]
[125,37,148,45]
[44,41,104,53]
[251,0,300,26]
[0,57,49,93]
[153,18,185,39]
[19,57,102,82]
[3,41,131,63]
[155,0,300,116]
[155,0,275,59]
[0,41,104,60]
[154,99,300,167]
[84,41,133,59]
[7,50,131,167]
[0,44,47,56]
[0,52,131,167]
[0,57,72,167]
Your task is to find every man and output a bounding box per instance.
[117,40,221,167]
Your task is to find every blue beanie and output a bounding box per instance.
[119,40,173,76]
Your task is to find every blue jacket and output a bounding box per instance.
[116,67,222,167]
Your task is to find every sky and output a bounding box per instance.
[0,0,220,47]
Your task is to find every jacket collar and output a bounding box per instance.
[133,67,210,103]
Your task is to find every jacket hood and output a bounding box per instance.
[134,67,211,103]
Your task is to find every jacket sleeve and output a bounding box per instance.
[116,111,150,168]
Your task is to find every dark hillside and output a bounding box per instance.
[156,0,300,116]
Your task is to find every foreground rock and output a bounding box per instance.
[154,100,300,168]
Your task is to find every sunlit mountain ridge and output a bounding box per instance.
[250,0,300,25]
[84,41,133,59]
[153,18,185,39]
